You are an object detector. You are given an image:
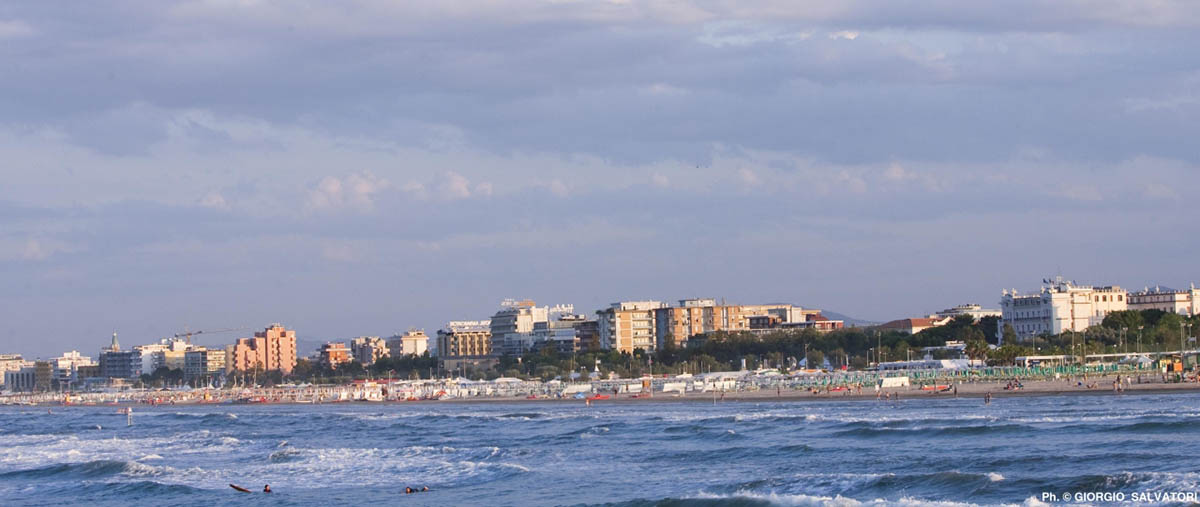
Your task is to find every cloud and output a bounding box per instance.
[435,171,474,200]
[737,168,761,186]
[198,192,228,210]
[4,1,1200,358]
[0,238,73,262]
[0,20,34,39]
[306,172,390,212]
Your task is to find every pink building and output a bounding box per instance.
[229,324,298,374]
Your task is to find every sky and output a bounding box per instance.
[3,1,1199,358]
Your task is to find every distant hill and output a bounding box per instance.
[819,311,881,328]
[296,339,326,359]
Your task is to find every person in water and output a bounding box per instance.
[263,485,271,493]
[405,487,414,494]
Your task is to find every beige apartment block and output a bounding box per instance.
[229,324,298,374]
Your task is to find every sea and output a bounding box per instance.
[1,393,1198,506]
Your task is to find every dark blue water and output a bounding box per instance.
[1,393,1198,506]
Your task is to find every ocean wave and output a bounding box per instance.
[831,423,1027,438]
[0,459,165,480]
[602,490,998,507]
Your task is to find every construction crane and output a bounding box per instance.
[174,327,251,344]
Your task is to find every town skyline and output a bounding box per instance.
[6,275,1200,359]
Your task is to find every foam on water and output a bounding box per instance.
[1,393,1198,506]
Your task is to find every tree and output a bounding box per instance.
[1001,324,1017,345]
[965,339,989,362]
[807,350,825,369]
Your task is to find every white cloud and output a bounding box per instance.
[651,173,670,187]
[546,179,570,197]
[198,192,228,209]
[436,171,474,199]
[0,238,74,262]
[320,242,361,262]
[1057,184,1103,202]
[1143,182,1178,200]
[738,168,761,186]
[307,172,390,212]
[0,20,34,39]
[829,30,859,40]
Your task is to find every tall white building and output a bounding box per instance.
[999,277,1127,342]
[0,354,29,388]
[388,330,430,357]
[50,351,95,385]
[1128,285,1200,316]
[490,300,574,356]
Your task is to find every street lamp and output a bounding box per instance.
[1137,325,1144,356]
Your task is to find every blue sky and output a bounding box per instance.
[3,1,1199,357]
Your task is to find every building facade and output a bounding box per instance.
[654,299,751,349]
[184,348,227,380]
[4,361,52,392]
[99,350,141,379]
[1000,277,1128,342]
[1127,285,1200,316]
[436,321,492,358]
[598,301,665,353]
[876,317,952,335]
[50,350,94,386]
[229,324,298,374]
[489,300,574,356]
[930,304,1002,321]
[319,342,351,369]
[389,330,430,357]
[0,354,28,388]
[351,336,390,365]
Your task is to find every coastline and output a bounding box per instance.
[435,378,1200,405]
[7,374,1199,409]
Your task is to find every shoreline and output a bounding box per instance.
[8,378,1199,408]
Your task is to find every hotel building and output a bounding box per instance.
[436,320,496,374]
[437,321,492,357]
[929,304,1002,321]
[653,299,753,348]
[1127,285,1200,316]
[351,336,390,365]
[318,342,352,369]
[183,347,227,380]
[490,300,574,356]
[598,300,666,353]
[1000,277,1127,342]
[388,330,430,357]
[228,324,298,374]
[50,351,95,386]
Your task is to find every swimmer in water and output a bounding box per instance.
[263,485,271,493]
